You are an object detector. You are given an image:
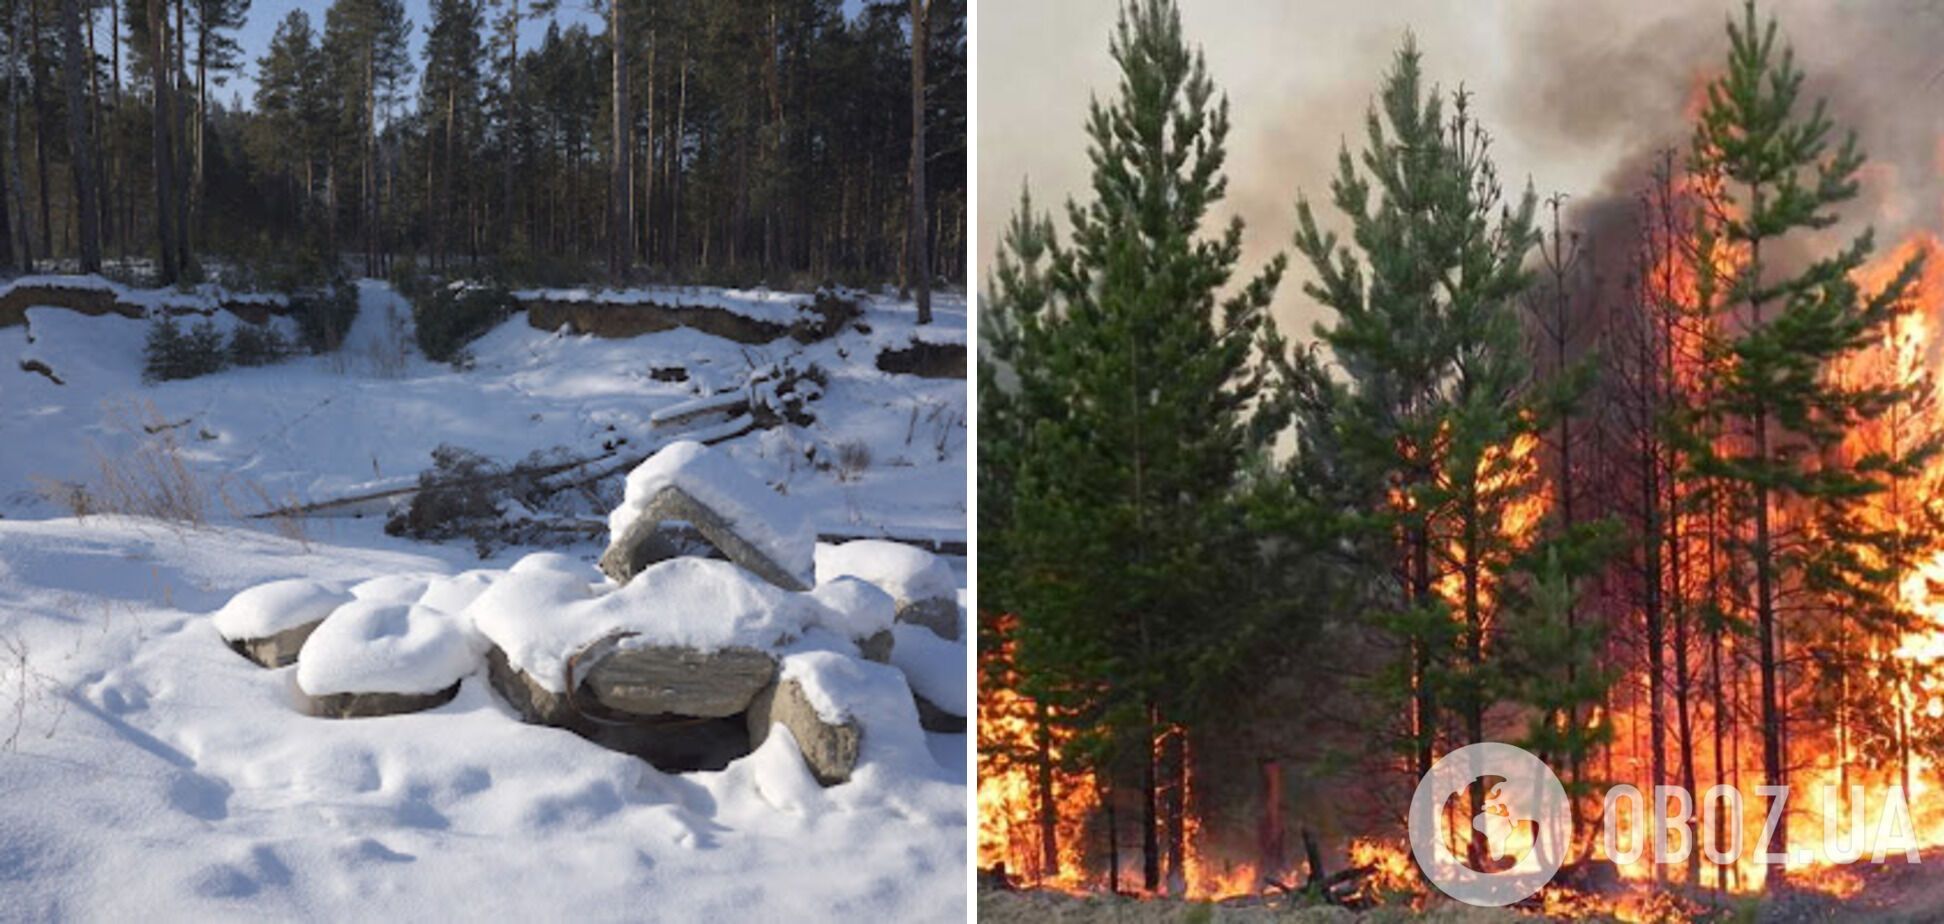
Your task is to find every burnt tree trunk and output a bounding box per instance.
[1142,704,1159,892]
[1164,726,1185,895]
[1034,700,1058,880]
[1257,759,1286,884]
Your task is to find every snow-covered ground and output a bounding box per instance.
[0,280,967,920]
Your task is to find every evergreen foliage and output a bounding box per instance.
[1677,0,1940,884]
[143,315,229,382]
[226,321,291,366]
[289,280,361,354]
[411,280,516,364]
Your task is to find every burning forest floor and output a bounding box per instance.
[978,848,1944,923]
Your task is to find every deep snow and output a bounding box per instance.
[0,279,967,921]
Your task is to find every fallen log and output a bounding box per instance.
[248,448,622,520]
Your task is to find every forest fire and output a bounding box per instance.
[980,1,1944,920]
[980,195,1944,920]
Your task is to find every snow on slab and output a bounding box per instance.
[296,599,481,696]
[814,540,956,604]
[416,570,498,614]
[806,576,897,640]
[471,555,827,690]
[775,651,930,773]
[888,624,966,716]
[607,440,815,586]
[210,578,349,641]
[350,573,434,605]
[506,551,593,578]
[0,514,961,922]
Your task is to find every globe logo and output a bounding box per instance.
[1408,742,1571,906]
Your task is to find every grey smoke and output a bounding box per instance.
[978,0,1944,341]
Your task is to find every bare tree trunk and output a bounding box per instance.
[607,0,629,282]
[0,120,12,272]
[642,28,655,267]
[669,39,686,274]
[194,0,206,238]
[906,0,930,322]
[147,0,178,283]
[58,0,101,271]
[364,48,377,278]
[113,0,127,266]
[6,0,34,272]
[502,0,520,253]
[87,0,111,257]
[173,0,190,270]
[440,88,455,273]
[29,0,54,262]
[0,5,17,272]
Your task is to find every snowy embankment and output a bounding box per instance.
[0,278,966,542]
[0,277,967,920]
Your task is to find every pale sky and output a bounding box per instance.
[978,0,1944,341]
[101,0,870,111]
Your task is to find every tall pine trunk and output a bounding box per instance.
[669,40,686,273]
[1163,727,1185,895]
[1033,701,1058,880]
[1748,222,1786,891]
[906,0,930,322]
[502,0,520,253]
[364,48,378,278]
[173,0,189,269]
[29,0,53,262]
[86,0,109,255]
[58,0,101,271]
[148,0,179,283]
[0,128,12,272]
[1141,704,1159,892]
[6,0,34,272]
[607,0,629,282]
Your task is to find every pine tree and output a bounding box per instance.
[145,0,182,283]
[423,0,484,273]
[1681,0,1929,890]
[993,0,1285,892]
[253,10,327,238]
[906,0,930,322]
[978,184,1070,882]
[323,0,411,277]
[192,0,250,216]
[58,0,102,272]
[1280,37,1611,868]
